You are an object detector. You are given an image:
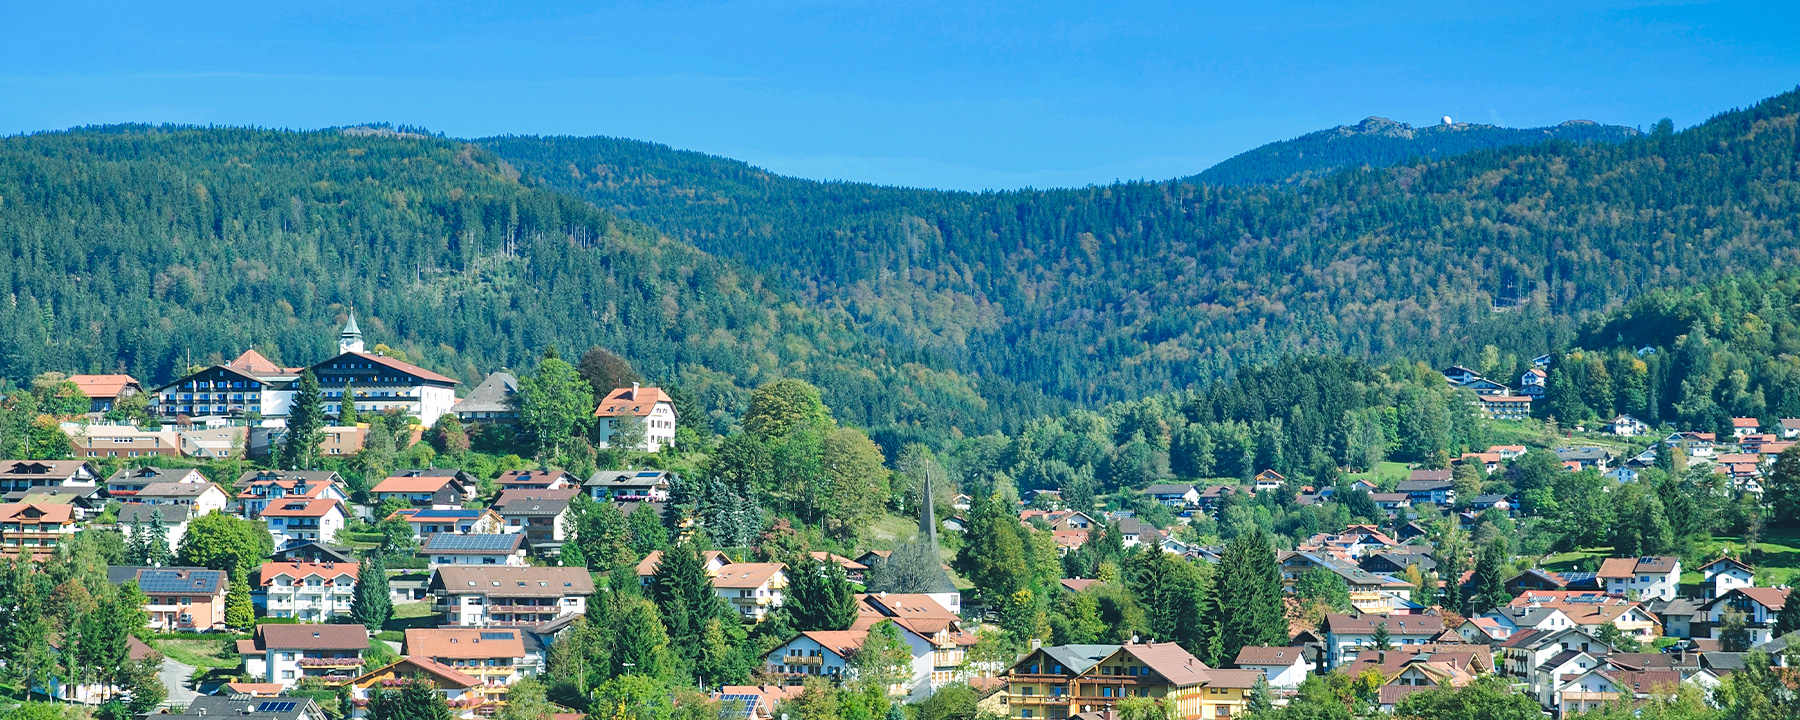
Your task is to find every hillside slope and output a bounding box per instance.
[482,87,1800,406]
[1189,116,1640,186]
[0,126,1032,439]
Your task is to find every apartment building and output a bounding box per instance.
[257,561,360,622]
[108,566,230,631]
[238,624,370,687]
[429,566,594,627]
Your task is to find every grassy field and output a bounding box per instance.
[154,637,240,670]
[1345,462,1411,490]
[1538,528,1800,588]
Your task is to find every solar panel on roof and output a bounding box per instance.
[256,701,296,713]
[480,631,514,640]
[717,695,758,719]
[424,533,521,551]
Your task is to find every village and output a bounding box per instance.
[1,320,1797,720]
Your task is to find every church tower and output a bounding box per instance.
[339,313,365,354]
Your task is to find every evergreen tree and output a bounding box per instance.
[1247,675,1275,715]
[369,679,453,720]
[609,596,672,678]
[1466,539,1510,615]
[351,555,393,631]
[280,370,327,470]
[785,559,859,631]
[338,381,359,425]
[1215,526,1286,662]
[143,510,172,566]
[651,543,734,668]
[1718,610,1752,652]
[955,494,1030,606]
[1766,446,1800,527]
[1774,588,1800,640]
[1370,621,1391,651]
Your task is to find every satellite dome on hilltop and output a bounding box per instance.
[1442,116,1454,126]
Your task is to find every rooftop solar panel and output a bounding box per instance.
[479,631,515,640]
[255,701,297,713]
[717,695,758,719]
[424,533,522,552]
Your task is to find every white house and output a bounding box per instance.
[713,563,789,622]
[1233,645,1313,690]
[1701,587,1791,646]
[421,533,529,568]
[1597,556,1681,601]
[311,316,460,426]
[1320,614,1446,669]
[403,627,537,708]
[237,624,369,687]
[1700,557,1757,600]
[428,566,593,627]
[132,481,230,516]
[1609,414,1650,437]
[763,624,937,698]
[392,508,505,539]
[257,561,359,622]
[592,384,678,452]
[153,350,299,423]
[261,499,349,549]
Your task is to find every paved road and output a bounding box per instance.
[160,658,199,706]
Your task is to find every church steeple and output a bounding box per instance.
[919,467,938,547]
[339,312,365,354]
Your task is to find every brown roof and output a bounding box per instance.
[0,460,93,481]
[858,593,959,621]
[495,470,577,485]
[228,350,287,376]
[1598,556,1679,578]
[256,624,369,651]
[258,498,345,518]
[1234,645,1305,666]
[404,628,526,660]
[712,563,785,589]
[259,561,359,586]
[0,503,76,523]
[798,630,869,658]
[432,566,595,597]
[68,374,140,399]
[1324,614,1445,636]
[1201,668,1265,689]
[353,657,480,689]
[1725,587,1790,611]
[1061,578,1104,593]
[593,386,676,417]
[1123,642,1210,686]
[136,482,219,497]
[373,475,457,493]
[340,351,459,385]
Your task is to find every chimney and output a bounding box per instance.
[631,382,640,399]
[1030,638,1042,651]
[1378,650,1386,663]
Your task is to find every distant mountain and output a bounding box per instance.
[483,88,1800,409]
[1190,116,1641,186]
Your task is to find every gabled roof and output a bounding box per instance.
[593,386,676,417]
[421,533,526,554]
[351,657,479,689]
[0,502,75,523]
[493,488,577,515]
[1122,642,1211,686]
[1701,556,1755,575]
[1323,614,1445,636]
[316,351,459,385]
[431,566,595,597]
[1143,483,1197,495]
[0,460,95,481]
[584,470,675,488]
[116,502,193,524]
[259,498,346,518]
[713,563,785,589]
[227,349,289,376]
[1598,556,1679,578]
[1040,644,1120,675]
[373,474,458,493]
[135,481,220,497]
[449,372,519,414]
[259,561,359,586]
[68,374,141,399]
[109,566,227,593]
[255,623,370,651]
[1234,645,1307,666]
[1701,587,1790,613]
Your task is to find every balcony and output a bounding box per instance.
[489,604,557,614]
[297,657,364,668]
[783,655,823,666]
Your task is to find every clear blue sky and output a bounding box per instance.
[3,1,1796,191]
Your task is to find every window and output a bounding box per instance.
[281,670,295,679]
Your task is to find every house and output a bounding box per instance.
[1441,366,1483,384]
[450,371,520,425]
[1496,627,1612,681]
[421,533,529,568]
[133,481,231,516]
[1465,494,1512,513]
[1646,598,1704,639]
[404,627,535,707]
[391,508,505,539]
[256,561,359,622]
[1779,418,1800,440]
[0,502,78,560]
[246,425,370,459]
[1482,606,1579,637]
[237,623,370,687]
[429,566,594,627]
[11,486,109,521]
[592,384,678,452]
[234,470,349,519]
[0,459,98,495]
[1369,492,1412,515]
[1555,668,1688,716]
[1504,569,1603,595]
[1699,587,1791,646]
[1731,417,1761,439]
[1233,645,1313,689]
[492,489,578,548]
[1143,484,1199,507]
[312,319,460,425]
[710,686,805,720]
[1319,614,1446,669]
[117,503,195,550]
[1700,556,1757,600]
[153,349,302,422]
[1604,467,1640,484]
[713,563,789,622]
[1608,414,1650,437]
[1554,447,1612,471]
[584,469,676,501]
[1359,551,1436,577]
[1281,552,1416,613]
[636,549,731,587]
[1115,517,1158,548]
[1004,642,1260,719]
[67,374,143,413]
[1478,394,1533,420]
[1506,591,1663,640]
[175,696,328,720]
[41,635,158,703]
[1457,452,1503,474]
[272,542,358,564]
[67,426,184,459]
[852,593,980,690]
[349,658,488,719]
[1397,472,1454,506]
[108,565,230,631]
[809,551,870,583]
[1597,556,1682,601]
[1019,509,1097,532]
[1457,617,1510,644]
[373,470,476,509]
[103,466,206,499]
[261,499,350,549]
[1519,368,1548,398]
[1253,470,1287,492]
[1461,378,1512,395]
[494,469,577,490]
[763,626,935,696]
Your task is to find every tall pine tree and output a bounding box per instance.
[1215,526,1285,663]
[351,555,393,631]
[280,370,326,471]
[1465,539,1511,615]
[786,558,858,631]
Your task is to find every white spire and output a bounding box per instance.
[339,312,365,354]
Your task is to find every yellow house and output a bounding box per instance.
[1005,642,1260,719]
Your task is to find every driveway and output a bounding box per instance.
[160,658,200,706]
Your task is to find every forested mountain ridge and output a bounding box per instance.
[483,87,1800,408]
[1189,116,1640,186]
[0,125,1035,439]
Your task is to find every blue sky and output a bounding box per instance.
[2,1,1796,191]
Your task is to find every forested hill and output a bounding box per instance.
[1189,116,1640,186]
[0,125,1036,440]
[482,86,1800,408]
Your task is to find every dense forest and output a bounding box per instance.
[1189,116,1639,186]
[483,87,1800,409]
[0,126,1047,442]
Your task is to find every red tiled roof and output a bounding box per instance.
[259,561,359,586]
[68,374,140,399]
[342,352,458,385]
[258,498,345,518]
[593,386,675,417]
